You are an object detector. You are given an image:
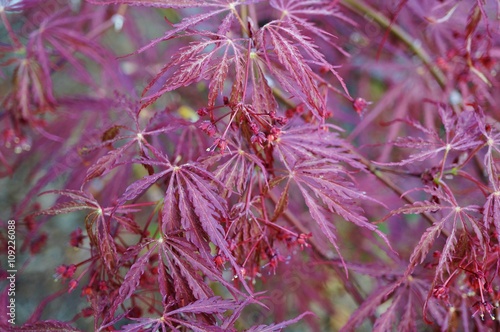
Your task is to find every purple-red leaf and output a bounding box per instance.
[120,168,172,204]
[245,311,314,332]
[165,297,236,316]
[110,243,159,316]
[87,0,210,7]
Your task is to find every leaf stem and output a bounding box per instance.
[340,0,447,89]
[353,150,449,238]
[231,5,249,37]
[0,9,23,50]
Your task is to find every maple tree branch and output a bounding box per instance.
[340,0,447,89]
[352,151,452,239]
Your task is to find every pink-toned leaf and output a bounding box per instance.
[408,223,444,268]
[111,243,159,314]
[40,189,98,207]
[36,201,94,216]
[274,124,360,169]
[246,311,314,332]
[165,236,245,298]
[87,0,210,7]
[142,34,246,108]
[434,227,457,280]
[119,168,172,203]
[165,297,236,316]
[377,107,482,167]
[272,179,290,221]
[340,282,401,332]
[202,146,267,197]
[121,317,164,332]
[373,292,404,332]
[166,318,226,332]
[84,147,127,183]
[249,56,278,114]
[132,1,263,55]
[96,215,119,272]
[483,191,500,242]
[162,240,216,300]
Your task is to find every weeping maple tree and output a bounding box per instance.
[1,0,500,331]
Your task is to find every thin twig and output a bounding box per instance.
[340,0,447,89]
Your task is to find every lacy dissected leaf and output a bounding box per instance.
[258,21,348,119]
[164,244,211,304]
[83,110,180,184]
[159,164,223,262]
[87,212,119,272]
[166,319,226,332]
[36,201,95,216]
[39,189,98,207]
[475,109,500,186]
[280,159,389,268]
[117,0,262,56]
[344,272,429,331]
[372,292,405,332]
[483,190,500,242]
[202,145,267,197]
[391,187,484,278]
[340,282,401,332]
[161,165,227,246]
[161,236,245,300]
[247,54,278,114]
[107,241,158,320]
[9,57,55,123]
[156,250,172,308]
[165,297,237,316]
[87,0,215,6]
[245,311,313,332]
[176,165,250,290]
[120,166,172,203]
[259,24,323,118]
[142,33,247,108]
[119,243,158,300]
[120,317,165,332]
[28,8,114,86]
[293,160,379,228]
[41,190,119,271]
[84,141,135,183]
[161,173,182,235]
[270,0,354,56]
[379,107,482,166]
[274,123,362,169]
[407,221,444,269]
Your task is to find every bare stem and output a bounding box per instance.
[340,0,447,89]
[0,9,23,49]
[352,150,451,239]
